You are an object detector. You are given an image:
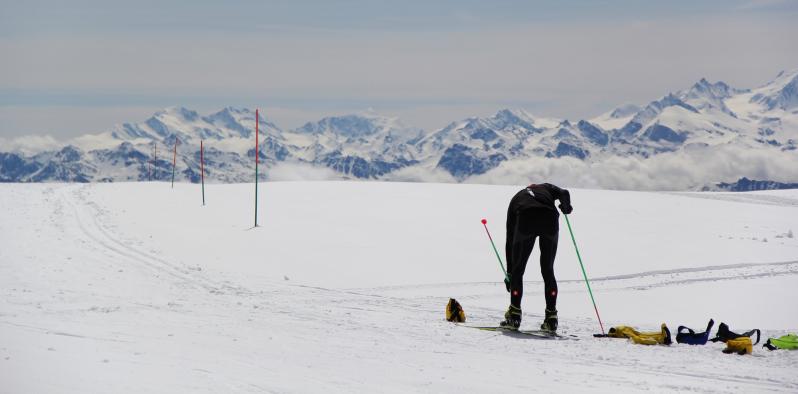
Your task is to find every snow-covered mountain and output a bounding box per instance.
[287,111,423,178]
[414,109,546,179]
[1,69,797,190]
[751,70,798,111]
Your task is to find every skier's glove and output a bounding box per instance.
[504,274,512,293]
[559,203,573,215]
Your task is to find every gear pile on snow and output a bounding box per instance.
[709,322,761,355]
[447,299,788,356]
[710,322,760,345]
[763,334,798,351]
[446,298,466,323]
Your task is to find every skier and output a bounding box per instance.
[500,183,572,331]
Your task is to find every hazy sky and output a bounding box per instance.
[1,0,797,139]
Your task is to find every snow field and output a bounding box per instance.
[1,182,797,393]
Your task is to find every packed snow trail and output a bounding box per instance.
[1,182,797,393]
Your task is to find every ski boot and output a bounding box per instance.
[499,305,522,330]
[540,308,558,332]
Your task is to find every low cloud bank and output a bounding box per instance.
[266,162,341,181]
[0,135,63,155]
[387,165,457,184]
[467,145,798,190]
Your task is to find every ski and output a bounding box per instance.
[458,324,578,340]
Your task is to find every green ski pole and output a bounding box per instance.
[564,214,605,335]
[481,219,509,281]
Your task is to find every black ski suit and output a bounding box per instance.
[505,183,572,310]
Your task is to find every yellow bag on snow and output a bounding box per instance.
[723,337,753,355]
[446,298,466,323]
[608,324,672,345]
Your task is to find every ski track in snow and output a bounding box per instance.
[66,188,219,292]
[1,183,797,393]
[671,191,798,207]
[365,260,798,295]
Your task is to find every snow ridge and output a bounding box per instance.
[2,70,798,189]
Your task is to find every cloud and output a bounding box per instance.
[0,134,62,155]
[268,161,459,184]
[467,144,798,190]
[266,161,340,181]
[386,165,457,184]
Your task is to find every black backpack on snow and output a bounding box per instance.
[710,322,760,345]
[676,319,714,345]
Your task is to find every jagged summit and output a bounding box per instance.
[680,78,744,116]
[157,106,201,121]
[110,107,281,143]
[686,78,742,99]
[294,112,409,138]
[610,104,642,119]
[751,69,798,110]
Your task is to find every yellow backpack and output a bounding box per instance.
[446,298,466,323]
[723,337,753,355]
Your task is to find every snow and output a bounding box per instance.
[1,181,797,393]
[590,107,637,131]
[529,115,563,130]
[71,132,132,151]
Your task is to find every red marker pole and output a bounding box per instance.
[200,140,205,206]
[481,219,508,280]
[171,137,178,188]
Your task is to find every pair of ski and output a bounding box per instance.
[459,324,578,340]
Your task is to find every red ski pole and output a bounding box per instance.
[481,219,508,281]
[171,137,178,188]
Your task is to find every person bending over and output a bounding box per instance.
[500,183,572,331]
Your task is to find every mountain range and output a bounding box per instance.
[1,69,797,190]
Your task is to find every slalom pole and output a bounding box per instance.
[171,137,178,188]
[200,140,205,206]
[481,219,508,281]
[154,142,157,180]
[254,108,259,227]
[564,214,605,335]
